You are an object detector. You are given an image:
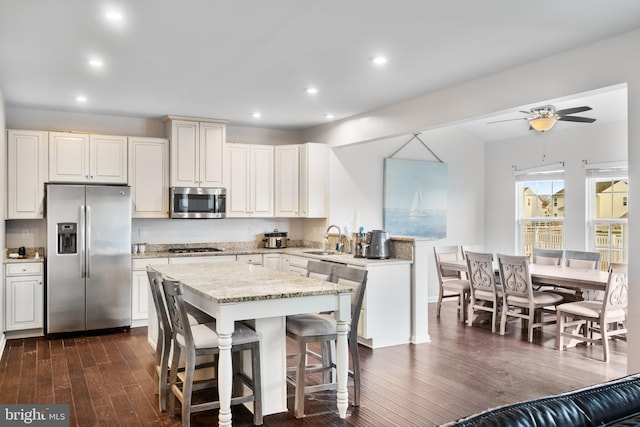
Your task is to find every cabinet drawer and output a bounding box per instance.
[132,258,169,270]
[236,254,263,265]
[288,255,309,269]
[6,263,43,276]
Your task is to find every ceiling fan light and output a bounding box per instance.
[529,117,557,132]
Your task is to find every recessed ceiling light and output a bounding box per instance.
[251,112,262,119]
[370,55,388,65]
[105,11,123,21]
[89,58,103,68]
[76,95,87,103]
[305,87,318,95]
[325,113,335,119]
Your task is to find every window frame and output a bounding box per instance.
[515,165,565,256]
[585,162,628,270]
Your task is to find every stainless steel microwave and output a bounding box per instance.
[170,187,226,219]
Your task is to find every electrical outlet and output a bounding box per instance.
[138,228,145,237]
[22,229,30,240]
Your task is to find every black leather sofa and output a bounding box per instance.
[442,373,640,426]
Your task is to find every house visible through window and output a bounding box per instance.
[586,163,628,271]
[515,165,565,258]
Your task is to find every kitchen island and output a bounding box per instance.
[150,261,354,426]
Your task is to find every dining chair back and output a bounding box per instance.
[498,254,563,342]
[556,263,628,362]
[147,268,173,412]
[162,279,263,426]
[465,251,501,333]
[532,248,563,266]
[306,260,335,281]
[564,250,601,270]
[434,245,470,323]
[285,265,368,419]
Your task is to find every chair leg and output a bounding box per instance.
[294,339,307,419]
[557,311,564,351]
[251,341,263,425]
[182,352,195,427]
[167,345,181,417]
[159,333,172,412]
[460,291,468,324]
[321,341,331,384]
[437,288,444,318]
[491,304,498,334]
[349,336,361,407]
[500,309,507,336]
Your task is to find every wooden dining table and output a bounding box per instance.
[438,258,609,293]
[150,261,354,427]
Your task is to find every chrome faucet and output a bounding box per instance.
[325,224,343,252]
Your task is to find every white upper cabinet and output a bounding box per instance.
[6,130,48,219]
[225,143,274,217]
[274,145,300,217]
[128,136,169,218]
[164,117,226,188]
[48,132,127,183]
[300,143,328,218]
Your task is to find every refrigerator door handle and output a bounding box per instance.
[80,205,86,278]
[86,205,91,278]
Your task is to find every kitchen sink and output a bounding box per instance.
[303,250,339,256]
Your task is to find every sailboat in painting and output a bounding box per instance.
[410,184,429,218]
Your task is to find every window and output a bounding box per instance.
[515,165,565,257]
[586,163,628,271]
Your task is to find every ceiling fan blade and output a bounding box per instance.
[486,117,528,124]
[556,106,592,116]
[557,116,596,123]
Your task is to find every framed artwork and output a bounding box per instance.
[383,158,447,237]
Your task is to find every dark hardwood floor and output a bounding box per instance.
[0,302,627,426]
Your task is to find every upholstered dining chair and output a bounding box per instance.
[565,250,603,300]
[497,254,564,342]
[465,251,502,333]
[286,264,368,419]
[146,268,216,412]
[556,263,628,362]
[434,245,470,323]
[162,278,263,426]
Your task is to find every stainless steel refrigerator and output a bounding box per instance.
[46,184,132,334]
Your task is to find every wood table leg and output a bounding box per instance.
[217,324,234,427]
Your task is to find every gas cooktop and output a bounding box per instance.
[167,247,223,254]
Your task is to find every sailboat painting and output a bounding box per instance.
[383,158,447,237]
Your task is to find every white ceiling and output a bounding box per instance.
[1,1,639,134]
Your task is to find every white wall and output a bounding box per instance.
[485,121,628,256]
[327,127,485,299]
[0,87,6,346]
[305,29,640,372]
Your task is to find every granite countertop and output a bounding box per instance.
[134,246,412,266]
[4,247,45,264]
[151,262,354,303]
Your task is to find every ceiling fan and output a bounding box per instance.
[487,105,596,132]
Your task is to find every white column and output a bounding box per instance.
[411,238,431,344]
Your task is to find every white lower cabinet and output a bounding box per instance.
[287,255,309,276]
[357,263,411,348]
[262,253,282,270]
[5,262,44,333]
[131,257,169,329]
